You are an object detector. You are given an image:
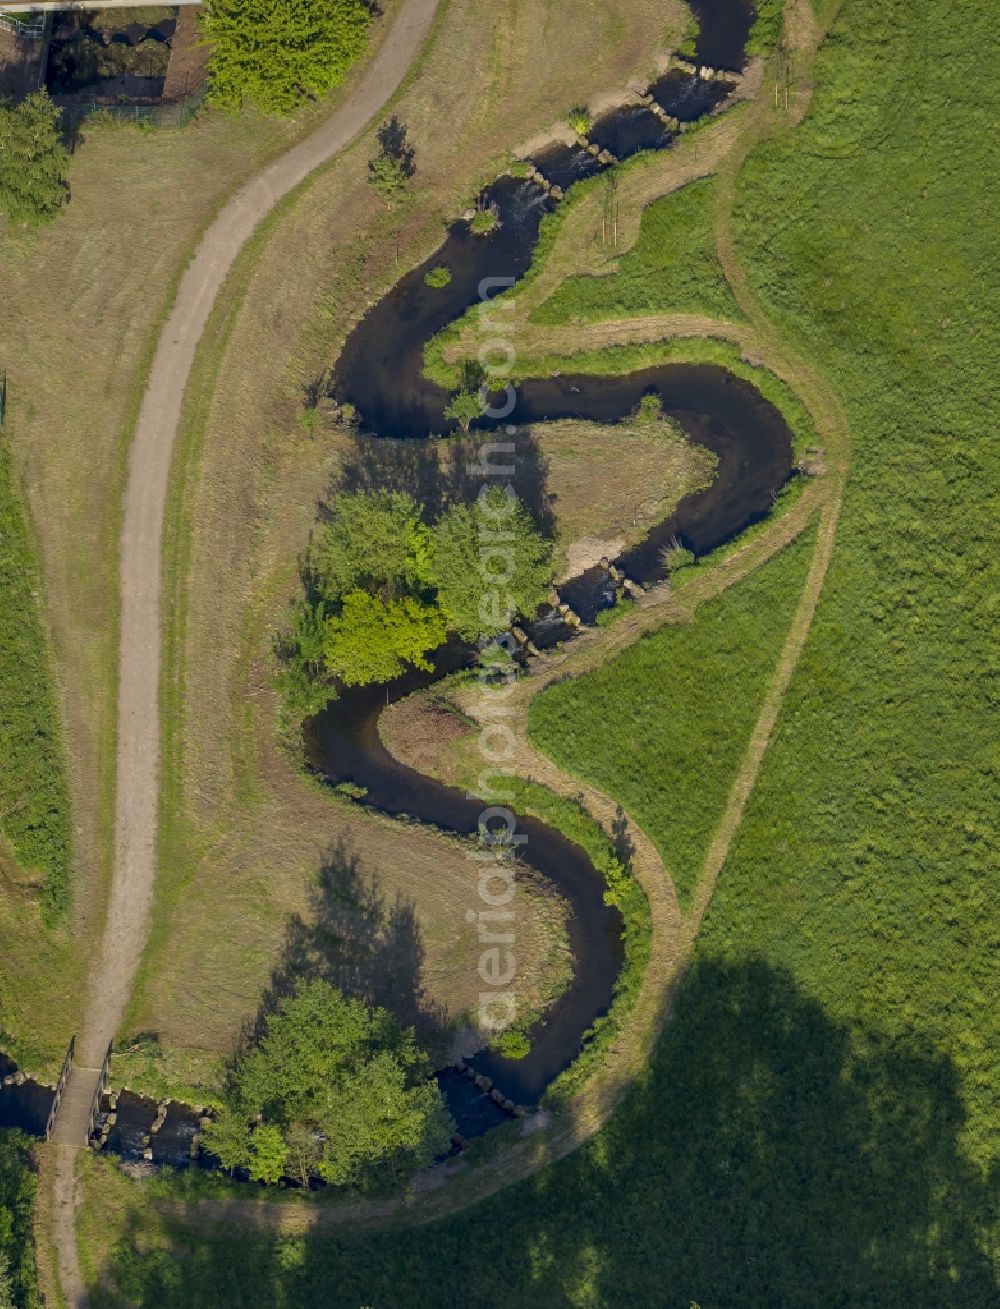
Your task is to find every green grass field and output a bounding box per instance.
[0,441,72,922]
[529,526,816,904]
[531,176,740,324]
[83,0,998,1301]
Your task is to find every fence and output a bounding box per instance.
[64,83,207,132]
[0,13,45,40]
[86,1041,113,1144]
[44,1035,75,1140]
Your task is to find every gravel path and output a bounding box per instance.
[48,2,442,1302]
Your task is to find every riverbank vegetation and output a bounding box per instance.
[532,177,739,324]
[529,525,816,904]
[203,980,453,1188]
[84,0,999,1299]
[276,488,551,715]
[504,780,651,1105]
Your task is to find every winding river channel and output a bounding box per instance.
[311,10,793,1121]
[2,0,791,1163]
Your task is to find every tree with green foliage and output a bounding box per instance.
[0,92,69,227]
[368,115,415,207]
[431,490,553,639]
[368,153,412,207]
[247,1123,288,1185]
[199,0,371,114]
[0,1257,12,1309]
[278,485,551,706]
[278,489,440,706]
[312,489,431,601]
[0,1131,39,1307]
[323,589,447,686]
[442,388,482,433]
[202,981,453,1189]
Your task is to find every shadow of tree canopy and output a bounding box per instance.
[103,956,998,1307]
[335,427,556,539]
[242,838,447,1058]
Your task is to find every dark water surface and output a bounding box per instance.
[0,1055,53,1136]
[589,105,675,160]
[690,0,755,70]
[304,647,626,1105]
[650,68,736,121]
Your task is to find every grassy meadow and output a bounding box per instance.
[79,0,998,1300]
[532,176,740,324]
[529,525,816,904]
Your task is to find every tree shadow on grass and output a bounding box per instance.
[102,956,998,1307]
[336,428,556,539]
[245,837,447,1055]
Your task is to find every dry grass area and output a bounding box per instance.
[522,414,715,576]
[119,0,685,1093]
[0,10,408,1062]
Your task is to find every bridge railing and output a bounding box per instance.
[86,1042,113,1145]
[0,12,46,38]
[44,1035,75,1140]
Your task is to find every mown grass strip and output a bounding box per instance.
[532,176,740,324]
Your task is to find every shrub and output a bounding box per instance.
[567,105,592,136]
[199,0,372,114]
[0,92,69,227]
[0,442,72,919]
[423,265,452,289]
[469,205,499,236]
[368,116,415,207]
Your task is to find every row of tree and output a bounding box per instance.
[279,488,552,715]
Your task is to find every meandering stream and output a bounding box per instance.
[2,0,790,1162]
[313,12,792,1120]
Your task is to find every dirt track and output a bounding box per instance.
[47,0,442,1301]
